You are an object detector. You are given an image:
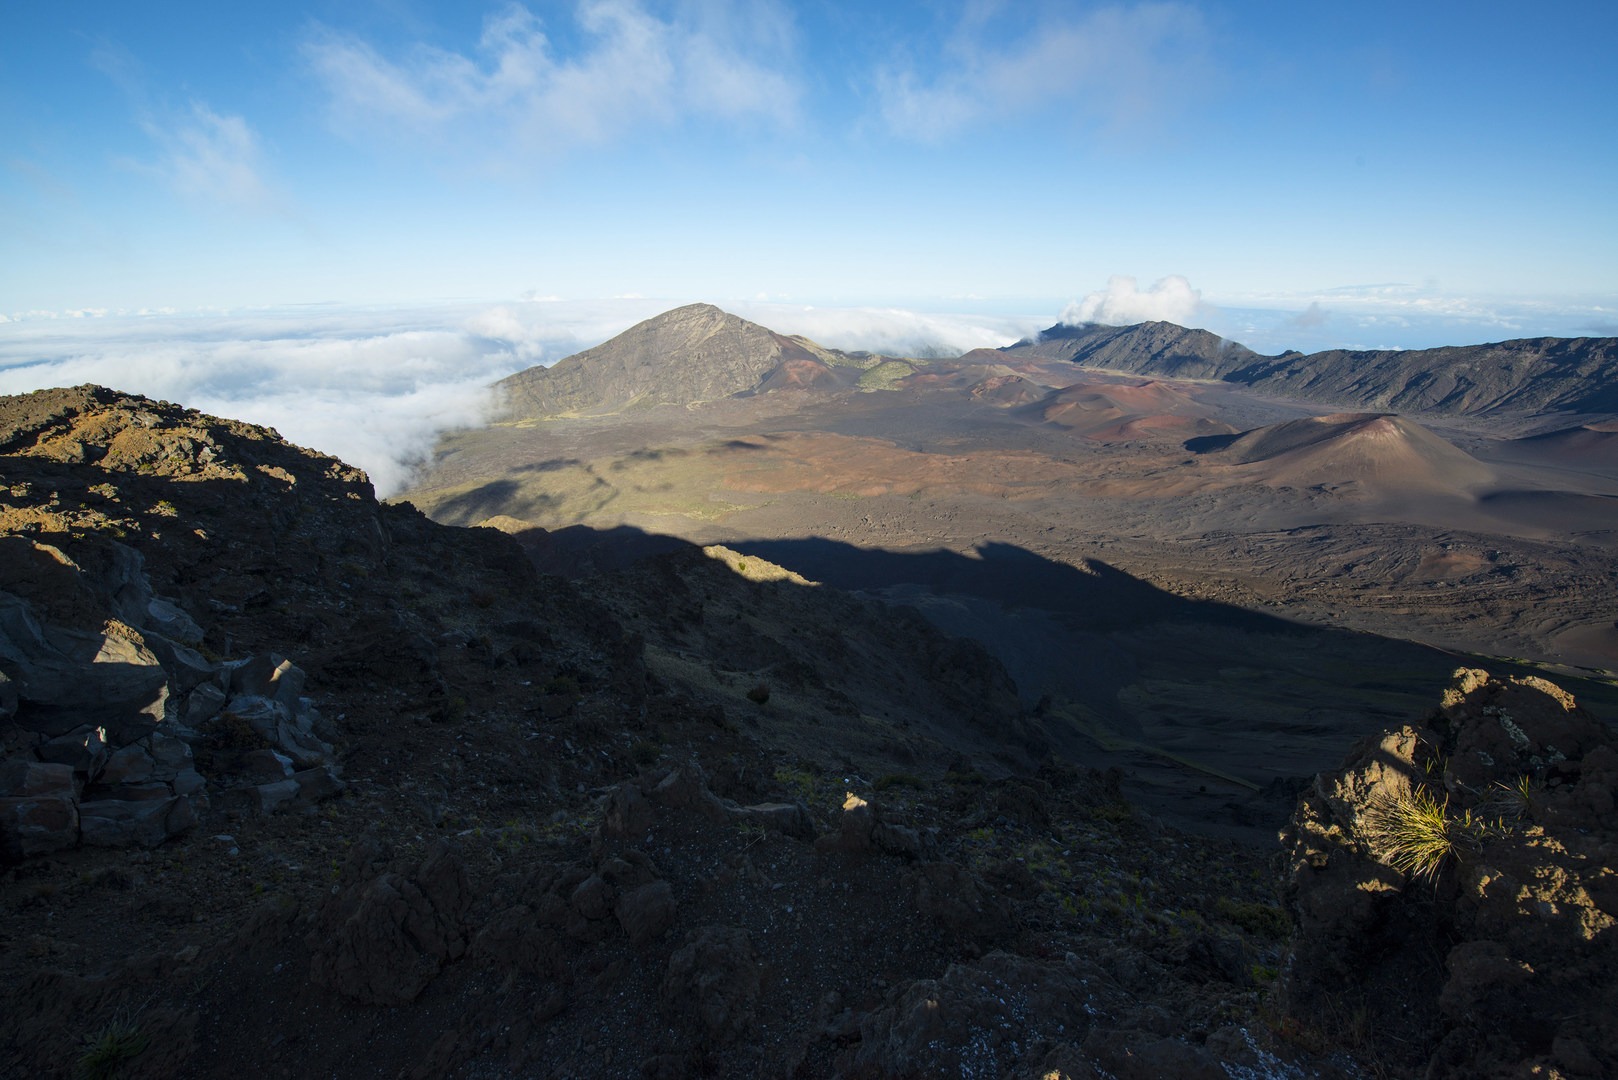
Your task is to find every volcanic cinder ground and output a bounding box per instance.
[403,351,1618,836]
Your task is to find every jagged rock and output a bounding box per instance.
[291,766,340,802]
[78,791,195,848]
[311,842,472,1005]
[241,655,304,705]
[905,861,1015,945]
[0,760,79,858]
[147,730,194,775]
[601,781,654,839]
[845,952,1098,1077]
[221,693,332,769]
[99,743,156,785]
[570,873,614,921]
[0,759,77,798]
[661,925,761,1042]
[254,779,299,814]
[5,620,169,740]
[615,880,675,947]
[650,764,730,822]
[242,749,294,779]
[172,767,206,798]
[142,633,215,693]
[813,792,927,857]
[273,720,332,770]
[33,726,108,776]
[1081,1029,1226,1080]
[1280,668,1618,1077]
[145,597,203,646]
[730,800,815,840]
[183,682,227,725]
[815,791,875,853]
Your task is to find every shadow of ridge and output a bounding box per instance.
[724,536,1290,635]
[1184,432,1243,454]
[430,479,522,526]
[498,522,698,578]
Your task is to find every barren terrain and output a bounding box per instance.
[404,319,1618,834]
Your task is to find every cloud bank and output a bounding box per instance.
[0,298,1036,496]
[1061,275,1204,327]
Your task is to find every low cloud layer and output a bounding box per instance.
[0,298,1036,496]
[0,309,520,496]
[1061,275,1204,327]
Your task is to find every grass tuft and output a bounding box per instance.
[76,1016,149,1080]
[1362,784,1491,882]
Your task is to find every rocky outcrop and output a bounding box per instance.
[661,925,762,1043]
[0,536,344,860]
[0,389,362,861]
[310,840,473,1005]
[1280,667,1618,1077]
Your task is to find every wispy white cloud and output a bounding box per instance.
[137,103,272,208]
[304,1,800,157]
[875,2,1212,141]
[1061,274,1204,327]
[89,41,275,210]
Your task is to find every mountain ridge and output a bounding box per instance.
[499,303,1618,424]
[1009,320,1618,418]
[497,302,896,419]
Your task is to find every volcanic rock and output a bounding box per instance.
[1280,667,1618,1077]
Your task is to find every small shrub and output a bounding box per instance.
[544,674,580,696]
[873,772,924,792]
[76,1016,149,1080]
[1215,897,1290,940]
[772,766,818,803]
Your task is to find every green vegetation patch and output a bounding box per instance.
[857,360,917,391]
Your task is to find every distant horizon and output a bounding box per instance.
[3,290,1612,499]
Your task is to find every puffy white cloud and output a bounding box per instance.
[304,1,800,156]
[876,2,1210,140]
[1061,274,1204,327]
[728,302,1037,356]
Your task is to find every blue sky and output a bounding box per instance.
[5,1,1615,328]
[2,3,1616,489]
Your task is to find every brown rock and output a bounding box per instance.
[661,925,760,1042]
[1082,1029,1227,1080]
[310,842,471,1004]
[614,880,675,946]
